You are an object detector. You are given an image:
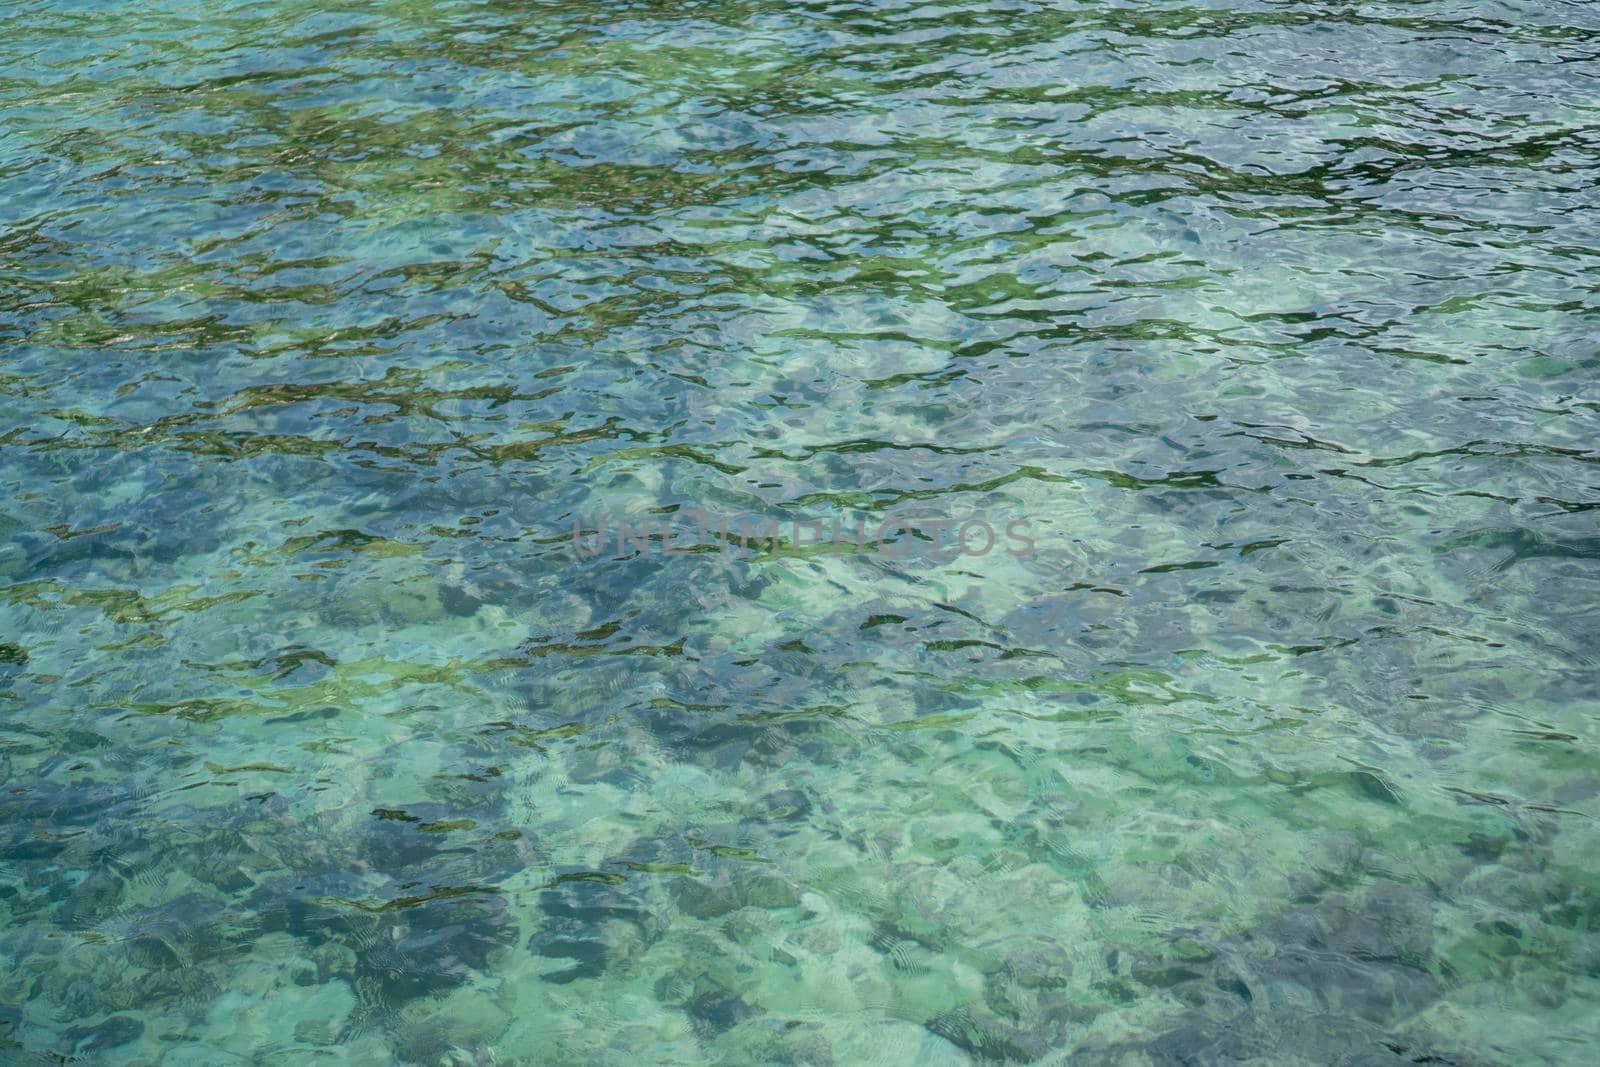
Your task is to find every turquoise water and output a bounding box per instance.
[3,0,1599,1062]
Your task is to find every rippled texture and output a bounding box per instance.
[3,0,1599,1062]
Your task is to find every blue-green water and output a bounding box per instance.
[3,0,1599,1062]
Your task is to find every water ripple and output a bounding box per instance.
[3,0,1599,1062]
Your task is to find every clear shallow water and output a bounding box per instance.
[2,0,1598,1062]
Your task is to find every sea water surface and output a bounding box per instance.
[2,0,1599,1063]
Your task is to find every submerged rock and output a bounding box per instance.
[60,1015,143,1055]
[358,894,515,1007]
[686,985,758,1036]
[259,889,514,1017]
[925,1002,1061,1064]
[737,874,800,911]
[57,866,127,926]
[752,787,813,824]
[1075,1007,1489,1067]
[980,937,1078,1025]
[529,875,662,983]
[670,878,739,921]
[127,934,182,971]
